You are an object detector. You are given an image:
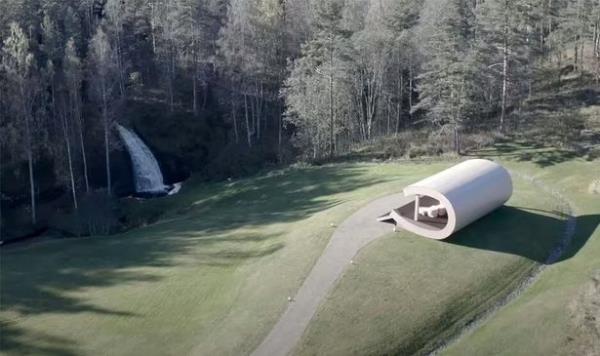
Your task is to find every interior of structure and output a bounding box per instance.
[394,195,449,231]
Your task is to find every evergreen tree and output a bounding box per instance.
[414,0,478,152]
[553,0,596,72]
[1,22,40,224]
[475,0,532,130]
[383,0,423,135]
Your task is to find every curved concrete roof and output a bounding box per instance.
[379,159,513,239]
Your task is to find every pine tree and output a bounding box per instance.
[383,0,423,135]
[475,0,532,130]
[414,0,478,152]
[1,22,40,224]
[553,0,596,73]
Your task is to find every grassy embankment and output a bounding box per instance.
[1,146,596,356]
[1,162,452,355]
[295,144,599,356]
[443,146,600,356]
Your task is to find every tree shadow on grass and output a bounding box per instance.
[464,142,581,168]
[0,165,388,354]
[446,206,599,264]
[0,323,80,356]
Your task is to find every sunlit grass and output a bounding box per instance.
[0,162,453,356]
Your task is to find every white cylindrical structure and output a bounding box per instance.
[399,159,512,239]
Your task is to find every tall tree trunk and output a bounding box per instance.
[574,38,579,71]
[329,37,335,157]
[313,129,318,160]
[192,72,198,116]
[278,101,283,156]
[0,145,3,237]
[365,67,380,141]
[354,73,367,141]
[454,124,461,154]
[115,31,126,98]
[253,86,262,142]
[580,41,585,72]
[150,3,157,54]
[558,50,562,85]
[102,85,112,194]
[595,7,600,83]
[396,70,403,136]
[244,93,252,148]
[62,112,78,210]
[250,92,257,141]
[191,14,198,116]
[386,95,391,136]
[258,86,264,141]
[231,97,239,144]
[202,84,208,110]
[548,0,553,34]
[526,26,533,99]
[171,53,175,111]
[500,19,509,131]
[408,62,413,120]
[77,114,90,193]
[24,114,36,225]
[73,95,90,192]
[20,82,36,225]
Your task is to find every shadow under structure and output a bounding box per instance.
[446,206,598,264]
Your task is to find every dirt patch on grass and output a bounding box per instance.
[566,270,600,355]
[588,179,600,194]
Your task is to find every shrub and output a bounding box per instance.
[587,146,600,161]
[461,132,497,151]
[76,190,121,236]
[407,145,429,159]
[407,141,444,159]
[203,142,278,181]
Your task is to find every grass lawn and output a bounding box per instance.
[1,161,457,356]
[295,170,568,355]
[442,147,600,356]
[295,144,599,356]
[1,148,597,356]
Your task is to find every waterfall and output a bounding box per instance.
[117,125,167,194]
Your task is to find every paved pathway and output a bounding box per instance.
[252,193,410,356]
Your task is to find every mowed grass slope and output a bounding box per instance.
[2,152,596,356]
[1,162,458,356]
[295,172,568,356]
[443,151,600,356]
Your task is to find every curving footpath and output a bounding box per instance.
[252,172,577,356]
[251,193,411,356]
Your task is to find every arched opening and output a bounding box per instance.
[395,194,449,232]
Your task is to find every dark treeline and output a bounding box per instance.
[1,0,599,225]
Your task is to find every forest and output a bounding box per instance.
[1,0,599,231]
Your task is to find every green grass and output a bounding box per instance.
[0,161,458,356]
[442,152,600,356]
[295,173,568,356]
[294,146,599,356]
[2,150,597,356]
